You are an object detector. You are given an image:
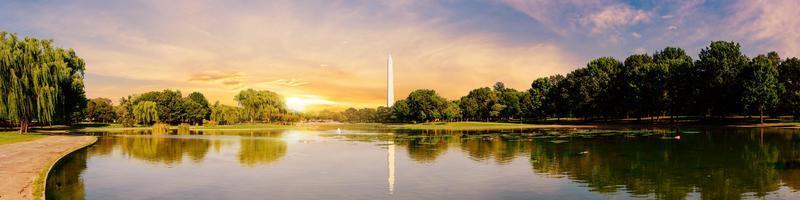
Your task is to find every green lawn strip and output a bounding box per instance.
[392,122,561,130]
[0,131,47,145]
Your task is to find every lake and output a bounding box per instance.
[46,127,800,199]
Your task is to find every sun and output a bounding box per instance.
[286,97,307,112]
[285,96,337,112]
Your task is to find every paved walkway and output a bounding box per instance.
[0,136,95,200]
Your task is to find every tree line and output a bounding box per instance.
[325,41,800,124]
[84,88,300,126]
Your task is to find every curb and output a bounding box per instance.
[36,136,98,200]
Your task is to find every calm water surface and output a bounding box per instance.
[46,128,800,199]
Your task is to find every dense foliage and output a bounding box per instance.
[0,32,87,132]
[328,41,800,123]
[86,98,115,123]
[105,88,294,126]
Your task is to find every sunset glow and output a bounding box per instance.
[1,0,797,110]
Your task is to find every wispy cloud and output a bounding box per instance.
[579,4,652,34]
[261,79,310,87]
[2,0,797,109]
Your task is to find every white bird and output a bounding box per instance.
[674,135,681,140]
[336,128,342,134]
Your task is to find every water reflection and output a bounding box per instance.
[46,149,87,200]
[47,128,800,199]
[239,136,287,166]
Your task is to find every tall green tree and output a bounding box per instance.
[115,96,136,127]
[525,76,561,119]
[442,101,462,121]
[133,90,184,124]
[86,98,115,123]
[133,101,159,125]
[778,57,800,118]
[181,98,206,125]
[187,92,211,119]
[210,102,241,125]
[459,87,498,120]
[740,54,781,123]
[621,54,654,118]
[655,47,697,117]
[495,82,524,119]
[234,89,286,123]
[391,99,411,122]
[0,32,87,133]
[406,89,448,122]
[696,41,749,116]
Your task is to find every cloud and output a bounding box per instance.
[631,32,642,38]
[728,0,800,56]
[262,79,310,87]
[1,0,700,109]
[189,71,246,88]
[661,15,674,19]
[189,71,245,81]
[579,4,652,34]
[667,25,678,30]
[497,0,653,36]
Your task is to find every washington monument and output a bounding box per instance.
[387,54,394,107]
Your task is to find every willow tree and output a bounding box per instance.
[234,89,285,123]
[0,32,86,133]
[133,101,159,125]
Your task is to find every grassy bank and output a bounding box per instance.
[391,122,595,130]
[0,131,47,145]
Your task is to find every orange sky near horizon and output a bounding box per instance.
[2,0,798,112]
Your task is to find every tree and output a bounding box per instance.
[621,54,653,119]
[406,89,448,122]
[115,96,136,127]
[210,102,241,125]
[187,92,211,119]
[133,101,159,125]
[0,32,87,133]
[234,89,286,123]
[459,87,498,120]
[495,83,524,119]
[740,54,780,123]
[525,76,561,119]
[442,101,462,121]
[86,98,115,123]
[391,100,411,122]
[560,57,622,119]
[655,47,697,117]
[779,57,800,118]
[133,90,184,124]
[696,41,749,116]
[181,98,206,125]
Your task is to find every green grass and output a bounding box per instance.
[0,131,47,145]
[392,122,589,130]
[66,122,596,132]
[196,123,300,130]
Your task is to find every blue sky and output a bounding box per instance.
[1,0,797,110]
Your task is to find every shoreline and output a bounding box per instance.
[0,135,96,200]
[60,121,800,132]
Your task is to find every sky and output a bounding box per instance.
[1,0,798,111]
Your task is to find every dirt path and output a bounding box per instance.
[0,136,95,200]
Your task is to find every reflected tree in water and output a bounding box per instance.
[238,137,287,167]
[115,136,211,165]
[526,129,790,199]
[46,150,87,200]
[396,134,454,164]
